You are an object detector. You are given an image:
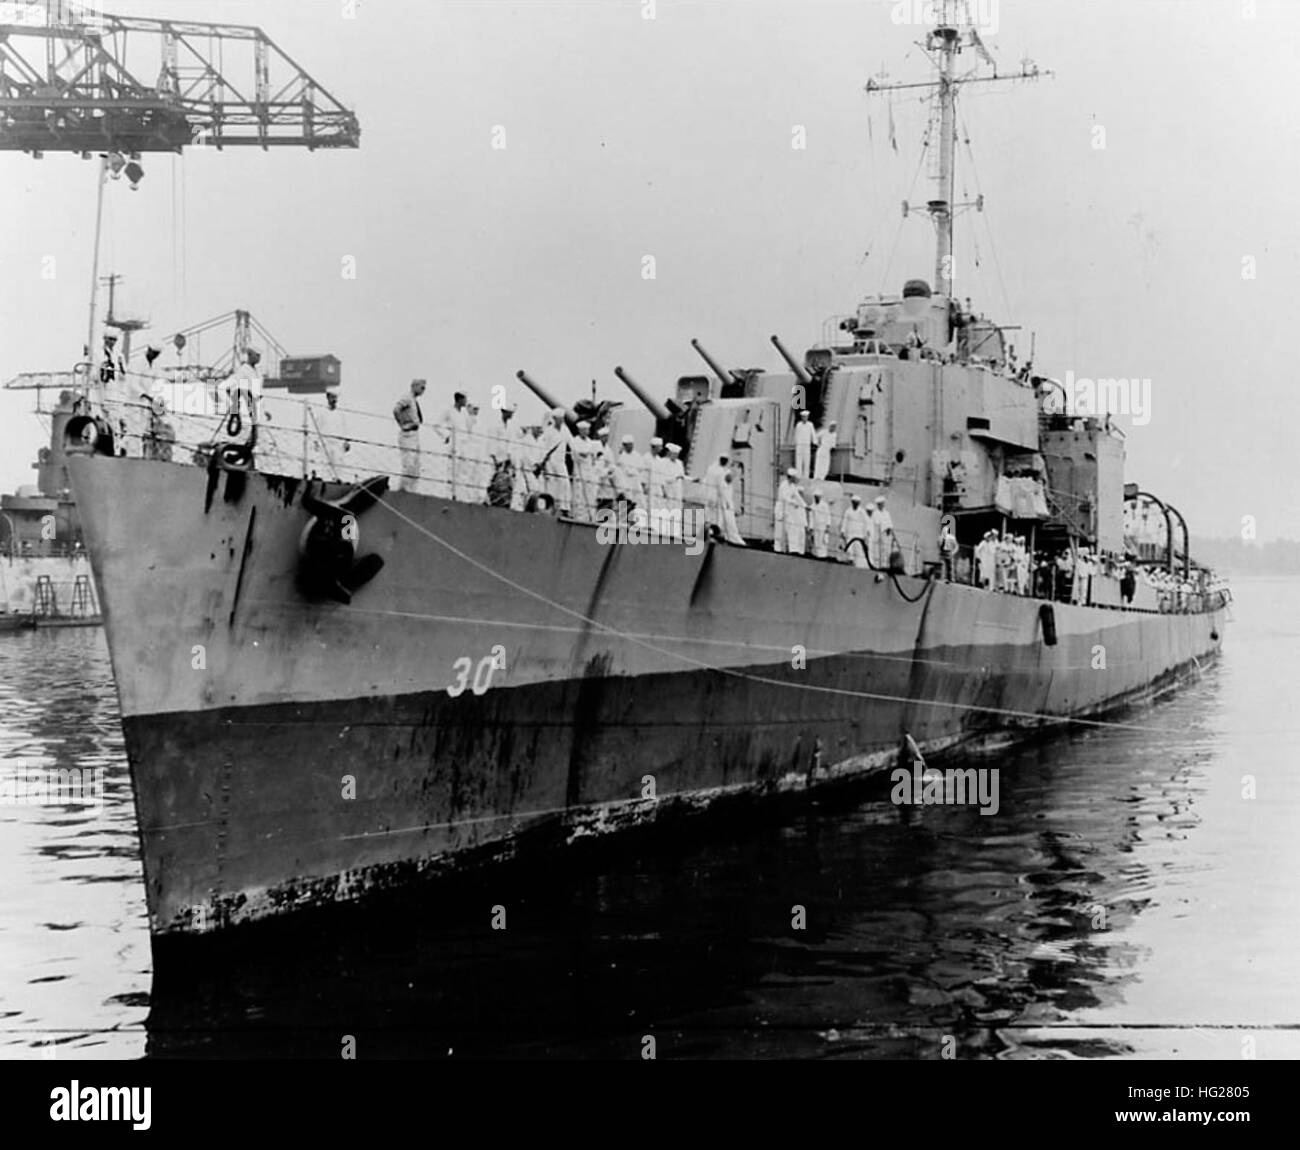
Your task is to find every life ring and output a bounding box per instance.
[225,412,243,438]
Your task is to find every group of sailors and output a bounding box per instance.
[392,382,692,528]
[969,531,1111,604]
[972,530,1038,596]
[790,410,838,481]
[1140,565,1207,614]
[956,527,1216,613]
[769,477,896,568]
[387,382,911,566]
[89,336,187,461]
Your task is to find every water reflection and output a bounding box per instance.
[0,629,149,1059]
[143,691,1214,1060]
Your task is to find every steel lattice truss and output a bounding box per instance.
[0,0,359,153]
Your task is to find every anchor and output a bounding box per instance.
[297,475,389,604]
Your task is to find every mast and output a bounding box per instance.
[866,0,1048,300]
[86,154,108,385]
[931,14,959,294]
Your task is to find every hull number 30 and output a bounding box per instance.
[447,645,508,698]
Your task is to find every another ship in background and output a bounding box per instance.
[0,385,101,629]
[1,301,345,630]
[0,0,360,630]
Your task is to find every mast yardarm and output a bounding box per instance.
[865,0,1047,298]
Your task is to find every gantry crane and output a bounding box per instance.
[0,0,358,394]
[0,0,359,154]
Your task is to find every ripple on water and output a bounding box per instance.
[0,629,148,1060]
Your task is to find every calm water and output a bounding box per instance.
[2,579,1297,1060]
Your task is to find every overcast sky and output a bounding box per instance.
[1,0,1295,541]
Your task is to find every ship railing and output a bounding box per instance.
[945,541,1047,595]
[1,542,91,561]
[77,395,1233,614]
[85,392,926,553]
[85,393,517,495]
[79,395,978,582]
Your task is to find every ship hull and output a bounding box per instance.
[70,457,1225,937]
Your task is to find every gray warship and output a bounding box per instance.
[53,3,1226,937]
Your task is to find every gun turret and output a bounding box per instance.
[690,338,738,390]
[516,370,577,429]
[770,334,812,387]
[613,366,670,423]
[615,366,693,457]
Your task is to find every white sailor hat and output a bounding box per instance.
[874,495,886,505]
[550,407,566,419]
[596,426,610,437]
[786,468,799,479]
[621,434,635,445]
[650,436,663,447]
[576,420,591,430]
[850,493,862,502]
[667,443,682,455]
[325,386,340,397]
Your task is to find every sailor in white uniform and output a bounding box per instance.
[793,410,815,478]
[310,386,352,482]
[869,494,894,568]
[840,494,871,567]
[536,408,572,513]
[663,443,685,538]
[813,420,836,481]
[778,468,809,555]
[570,420,599,521]
[810,488,831,558]
[614,434,645,519]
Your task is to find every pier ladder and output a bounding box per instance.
[71,576,96,618]
[32,576,58,618]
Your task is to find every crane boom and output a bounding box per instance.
[0,0,360,153]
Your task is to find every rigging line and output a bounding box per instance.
[861,108,877,274]
[183,154,188,307]
[880,113,931,292]
[878,215,908,295]
[958,104,1012,321]
[171,153,179,303]
[363,491,1221,738]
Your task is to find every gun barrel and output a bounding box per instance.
[613,366,670,423]
[770,334,812,386]
[515,370,576,427]
[690,338,736,388]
